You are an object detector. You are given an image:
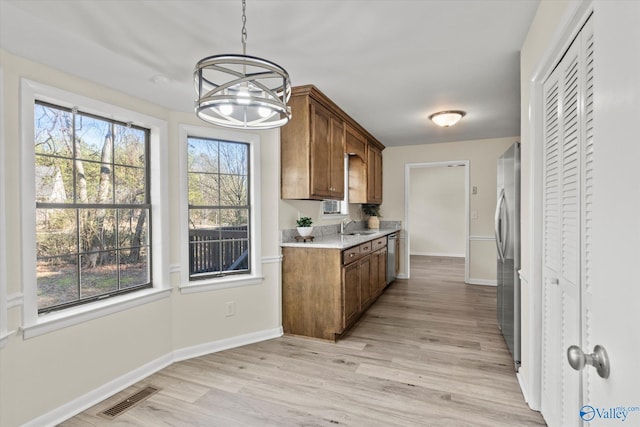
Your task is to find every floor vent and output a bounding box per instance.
[98,386,160,419]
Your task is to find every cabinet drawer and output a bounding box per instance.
[342,240,378,265]
[343,246,361,265]
[359,241,372,256]
[372,237,387,251]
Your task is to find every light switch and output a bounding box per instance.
[471,210,478,220]
[225,301,236,317]
[472,186,478,195]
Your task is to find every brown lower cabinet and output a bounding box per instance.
[282,237,388,341]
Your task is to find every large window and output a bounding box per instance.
[187,136,250,280]
[34,101,151,313]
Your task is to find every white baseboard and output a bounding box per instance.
[517,370,529,404]
[24,326,283,427]
[466,278,497,286]
[410,251,465,258]
[173,326,283,362]
[23,353,174,427]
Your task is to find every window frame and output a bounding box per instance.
[34,100,153,313]
[186,136,251,280]
[179,124,262,293]
[20,79,170,338]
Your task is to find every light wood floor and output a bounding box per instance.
[61,256,546,426]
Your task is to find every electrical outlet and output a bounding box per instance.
[225,301,236,317]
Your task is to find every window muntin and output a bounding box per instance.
[187,136,250,280]
[34,101,151,313]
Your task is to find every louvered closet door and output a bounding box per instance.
[579,22,596,419]
[541,17,592,427]
[541,62,563,427]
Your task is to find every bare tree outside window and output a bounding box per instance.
[187,137,250,279]
[34,102,151,312]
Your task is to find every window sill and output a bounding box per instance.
[22,287,172,339]
[180,274,264,294]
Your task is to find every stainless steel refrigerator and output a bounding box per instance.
[495,142,521,370]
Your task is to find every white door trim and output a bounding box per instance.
[404,160,470,283]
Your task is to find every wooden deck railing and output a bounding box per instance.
[189,226,249,276]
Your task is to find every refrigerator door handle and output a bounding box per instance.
[494,189,506,262]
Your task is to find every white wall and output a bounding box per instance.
[383,137,517,284]
[0,50,283,426]
[409,166,465,257]
[0,65,7,349]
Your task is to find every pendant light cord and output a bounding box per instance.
[241,0,247,56]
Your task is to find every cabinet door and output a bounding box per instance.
[374,148,383,202]
[345,125,367,160]
[395,237,400,278]
[329,117,345,198]
[309,100,332,198]
[345,126,367,203]
[364,253,377,307]
[377,247,387,292]
[359,255,372,309]
[367,145,383,203]
[343,262,361,329]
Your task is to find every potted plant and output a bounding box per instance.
[296,216,313,237]
[362,204,381,229]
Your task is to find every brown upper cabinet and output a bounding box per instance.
[346,124,367,203]
[345,123,367,160]
[281,85,384,202]
[367,144,383,204]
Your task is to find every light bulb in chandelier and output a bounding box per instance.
[258,106,273,118]
[219,103,233,116]
[237,85,251,105]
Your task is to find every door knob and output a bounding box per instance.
[567,344,610,379]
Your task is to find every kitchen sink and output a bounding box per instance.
[341,231,377,236]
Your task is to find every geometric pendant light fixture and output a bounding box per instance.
[429,110,466,127]
[194,0,292,129]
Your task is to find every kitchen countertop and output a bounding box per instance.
[280,227,400,250]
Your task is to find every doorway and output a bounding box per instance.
[405,161,470,282]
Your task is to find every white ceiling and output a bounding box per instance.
[0,0,539,147]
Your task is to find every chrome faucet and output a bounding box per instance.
[341,218,356,234]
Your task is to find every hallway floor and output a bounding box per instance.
[62,256,545,426]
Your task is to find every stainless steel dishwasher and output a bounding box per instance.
[386,233,398,284]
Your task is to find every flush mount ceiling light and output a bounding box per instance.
[194,0,292,129]
[429,110,466,127]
